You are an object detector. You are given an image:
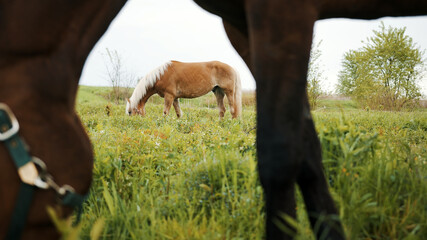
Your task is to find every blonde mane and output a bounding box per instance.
[128,61,172,110]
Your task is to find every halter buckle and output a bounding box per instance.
[17,157,49,189]
[0,103,20,141]
[18,161,39,185]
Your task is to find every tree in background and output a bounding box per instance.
[337,23,425,110]
[307,39,325,109]
[104,48,136,104]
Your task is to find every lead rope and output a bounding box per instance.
[0,103,88,240]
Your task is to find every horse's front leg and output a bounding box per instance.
[136,100,146,116]
[138,105,146,116]
[247,1,318,239]
[138,90,156,116]
[163,94,174,116]
[173,99,182,118]
[297,101,345,239]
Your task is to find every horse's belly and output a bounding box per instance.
[177,90,211,98]
[176,85,213,98]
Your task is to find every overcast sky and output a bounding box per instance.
[80,0,427,97]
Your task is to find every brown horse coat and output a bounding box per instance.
[0,1,125,239]
[126,60,242,118]
[1,0,427,239]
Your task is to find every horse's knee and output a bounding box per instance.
[257,137,302,187]
[297,119,324,184]
[258,160,300,188]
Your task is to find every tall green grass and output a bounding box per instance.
[313,111,426,239]
[67,86,426,240]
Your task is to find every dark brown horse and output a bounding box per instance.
[0,1,125,239]
[1,0,426,239]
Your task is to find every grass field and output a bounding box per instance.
[64,86,426,240]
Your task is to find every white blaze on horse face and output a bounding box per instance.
[125,101,131,115]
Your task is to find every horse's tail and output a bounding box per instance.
[233,68,242,117]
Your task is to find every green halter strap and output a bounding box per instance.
[0,103,88,240]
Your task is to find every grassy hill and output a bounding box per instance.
[68,86,426,240]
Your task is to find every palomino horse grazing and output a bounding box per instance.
[126,60,242,118]
[2,0,427,240]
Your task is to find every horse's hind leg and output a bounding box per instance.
[224,89,236,118]
[214,87,226,118]
[173,99,182,118]
[297,102,345,239]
